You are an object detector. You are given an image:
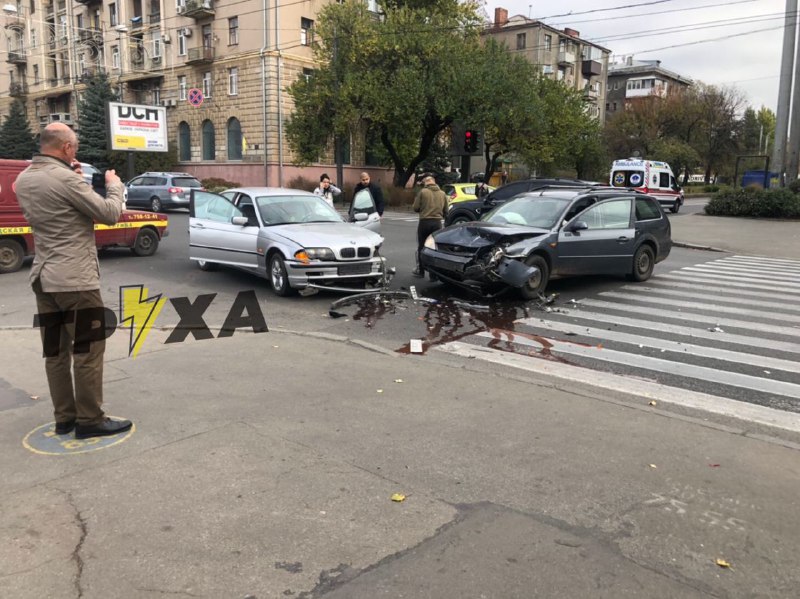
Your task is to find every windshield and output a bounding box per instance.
[483,197,571,229]
[256,195,344,225]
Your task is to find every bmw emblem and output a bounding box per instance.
[350,240,357,245]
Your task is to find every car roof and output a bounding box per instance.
[140,172,197,177]
[222,187,318,197]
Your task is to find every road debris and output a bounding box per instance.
[376,389,384,394]
[715,558,732,569]
[649,400,657,407]
[30,395,39,401]
[391,493,407,502]
[649,464,657,469]
[394,379,404,383]
[409,339,424,353]
[708,326,724,333]
[709,463,721,468]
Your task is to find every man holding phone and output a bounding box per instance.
[15,123,132,439]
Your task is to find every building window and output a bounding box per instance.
[544,34,551,51]
[179,121,191,161]
[76,14,83,29]
[202,24,212,49]
[153,34,162,58]
[202,120,215,160]
[153,87,161,104]
[109,3,117,27]
[31,28,36,48]
[302,68,314,82]
[78,53,86,74]
[227,117,242,160]
[228,17,238,45]
[111,45,120,69]
[559,39,566,52]
[301,17,313,46]
[613,102,617,111]
[516,33,526,50]
[179,75,187,100]
[606,103,610,112]
[178,29,186,55]
[33,65,39,83]
[202,71,212,97]
[176,0,186,10]
[228,67,238,95]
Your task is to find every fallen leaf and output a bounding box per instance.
[394,379,404,383]
[376,389,384,393]
[649,400,657,406]
[30,395,39,401]
[391,493,407,502]
[649,464,657,469]
[715,558,732,568]
[709,463,721,468]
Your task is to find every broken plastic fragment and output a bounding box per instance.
[715,558,732,568]
[708,326,724,333]
[649,464,657,469]
[649,400,657,406]
[391,493,407,502]
[376,389,384,393]
[394,379,404,383]
[30,395,39,401]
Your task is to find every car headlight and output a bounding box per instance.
[295,247,335,263]
[424,235,437,250]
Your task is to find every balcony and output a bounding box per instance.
[9,81,28,96]
[45,2,53,17]
[6,49,27,64]
[179,0,215,19]
[581,59,602,78]
[557,50,576,65]
[78,27,103,44]
[3,6,26,30]
[149,12,161,24]
[186,46,214,65]
[130,16,144,31]
[583,87,599,102]
[75,0,102,5]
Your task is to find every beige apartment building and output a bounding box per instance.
[484,8,610,123]
[0,0,368,186]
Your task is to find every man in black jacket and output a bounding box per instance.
[353,172,385,216]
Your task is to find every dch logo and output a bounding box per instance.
[34,285,268,358]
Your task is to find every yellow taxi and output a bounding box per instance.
[442,183,496,204]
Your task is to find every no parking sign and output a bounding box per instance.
[188,88,204,107]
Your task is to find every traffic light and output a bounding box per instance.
[464,130,474,153]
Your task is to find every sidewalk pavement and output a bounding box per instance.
[670,200,800,259]
[1,327,799,598]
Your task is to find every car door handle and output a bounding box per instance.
[617,236,630,242]
[191,223,205,229]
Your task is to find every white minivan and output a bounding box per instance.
[610,159,684,213]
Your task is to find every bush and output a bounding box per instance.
[286,175,318,193]
[384,187,415,209]
[705,188,800,218]
[201,177,241,192]
[703,184,720,193]
[788,178,800,194]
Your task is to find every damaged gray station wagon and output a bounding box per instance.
[420,188,672,299]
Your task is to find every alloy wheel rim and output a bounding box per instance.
[271,261,283,288]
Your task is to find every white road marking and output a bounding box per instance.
[656,273,800,295]
[616,285,800,314]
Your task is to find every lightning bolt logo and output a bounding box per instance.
[119,285,167,358]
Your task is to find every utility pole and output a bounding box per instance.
[333,27,344,193]
[772,0,798,185]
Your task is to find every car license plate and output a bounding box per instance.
[338,263,372,275]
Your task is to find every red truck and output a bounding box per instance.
[0,159,169,274]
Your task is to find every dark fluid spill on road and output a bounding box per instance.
[487,328,573,364]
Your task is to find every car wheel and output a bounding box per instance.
[0,238,25,274]
[269,253,294,296]
[631,245,655,282]
[670,201,680,213]
[450,215,473,225]
[197,259,217,271]
[131,228,159,257]
[150,196,163,212]
[519,255,550,300]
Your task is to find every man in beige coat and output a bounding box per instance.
[16,123,132,439]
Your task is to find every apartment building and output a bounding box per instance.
[606,57,692,118]
[0,0,342,185]
[483,8,611,123]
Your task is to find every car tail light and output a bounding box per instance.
[169,187,183,194]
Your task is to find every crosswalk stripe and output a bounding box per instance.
[514,318,799,373]
[596,292,800,323]
[657,273,800,295]
[711,259,800,274]
[536,310,800,354]
[681,265,800,283]
[731,255,800,267]
[475,330,800,399]
[674,269,800,289]
[640,279,800,304]
[616,285,800,314]
[436,342,800,433]
[577,299,800,337]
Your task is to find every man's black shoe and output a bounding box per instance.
[75,418,133,439]
[54,420,76,435]
[412,268,425,278]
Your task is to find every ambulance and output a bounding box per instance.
[0,159,169,274]
[610,158,684,213]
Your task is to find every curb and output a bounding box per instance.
[673,241,727,253]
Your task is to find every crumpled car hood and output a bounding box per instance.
[433,222,550,248]
[265,223,383,248]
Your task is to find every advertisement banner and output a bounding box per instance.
[107,102,168,152]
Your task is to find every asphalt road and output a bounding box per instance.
[3,203,798,420]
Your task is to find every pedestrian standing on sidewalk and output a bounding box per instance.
[313,173,341,209]
[353,172,385,217]
[412,173,448,277]
[15,123,133,439]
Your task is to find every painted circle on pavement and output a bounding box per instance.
[187,88,204,107]
[629,173,642,186]
[23,417,135,456]
[613,173,625,186]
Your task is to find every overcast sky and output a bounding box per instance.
[484,0,786,112]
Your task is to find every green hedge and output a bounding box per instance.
[705,188,800,218]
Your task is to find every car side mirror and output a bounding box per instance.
[570,220,589,232]
[353,212,368,222]
[231,216,249,226]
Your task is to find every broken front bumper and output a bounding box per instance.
[420,248,539,289]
